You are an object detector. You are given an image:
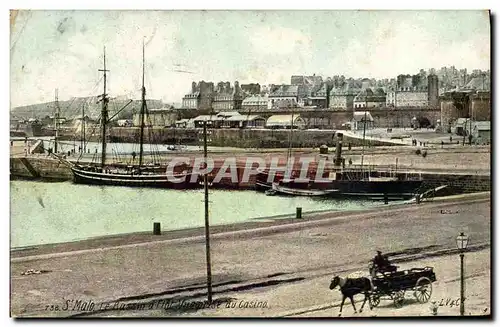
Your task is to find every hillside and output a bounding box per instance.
[10,97,164,120]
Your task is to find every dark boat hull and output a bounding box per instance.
[256,171,423,199]
[71,167,201,189]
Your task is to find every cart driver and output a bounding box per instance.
[373,250,397,273]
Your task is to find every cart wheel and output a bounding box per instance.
[393,290,405,308]
[414,277,432,303]
[370,294,381,308]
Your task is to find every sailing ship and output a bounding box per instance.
[62,44,197,188]
[256,112,423,199]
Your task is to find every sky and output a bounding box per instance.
[9,10,490,108]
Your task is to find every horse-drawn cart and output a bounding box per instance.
[370,266,437,308]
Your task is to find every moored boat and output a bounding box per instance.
[60,43,198,189]
[271,182,338,197]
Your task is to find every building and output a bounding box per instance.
[353,88,386,109]
[221,114,266,129]
[240,83,261,95]
[175,118,194,128]
[395,91,428,108]
[440,90,490,132]
[182,81,215,110]
[191,111,265,129]
[133,108,177,127]
[386,89,396,107]
[472,121,490,144]
[212,81,244,112]
[266,114,306,129]
[470,91,490,121]
[241,95,270,112]
[303,83,333,109]
[192,114,223,128]
[351,111,374,131]
[329,83,359,110]
[428,74,439,108]
[268,85,302,109]
[290,75,324,101]
[388,73,439,108]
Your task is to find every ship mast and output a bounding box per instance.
[98,47,109,170]
[81,103,86,153]
[54,89,60,153]
[138,39,146,169]
[360,111,367,176]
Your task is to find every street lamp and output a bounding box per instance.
[456,232,470,316]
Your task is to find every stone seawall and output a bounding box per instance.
[10,157,73,180]
[420,173,491,195]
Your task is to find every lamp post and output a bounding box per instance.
[456,232,470,316]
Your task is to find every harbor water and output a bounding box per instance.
[10,180,396,248]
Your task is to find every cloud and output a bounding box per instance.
[10,11,490,108]
[328,18,490,78]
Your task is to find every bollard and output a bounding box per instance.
[384,194,389,204]
[296,207,302,219]
[153,222,161,235]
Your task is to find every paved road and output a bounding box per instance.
[11,195,490,317]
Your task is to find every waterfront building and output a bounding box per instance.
[266,114,306,129]
[191,111,265,129]
[351,111,374,131]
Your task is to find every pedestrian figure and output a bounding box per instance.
[348,143,351,151]
[10,140,13,146]
[95,148,98,154]
[78,146,81,153]
[349,158,353,165]
[132,151,137,161]
[450,136,452,143]
[441,140,444,148]
[67,150,71,157]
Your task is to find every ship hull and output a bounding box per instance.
[71,167,201,189]
[256,171,423,199]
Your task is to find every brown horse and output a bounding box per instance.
[329,276,373,316]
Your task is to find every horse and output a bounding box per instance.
[329,275,373,316]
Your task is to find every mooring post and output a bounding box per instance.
[296,207,302,219]
[153,222,161,235]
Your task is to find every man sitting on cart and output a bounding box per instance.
[372,250,398,275]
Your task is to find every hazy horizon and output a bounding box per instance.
[10,10,490,108]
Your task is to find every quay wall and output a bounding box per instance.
[77,128,398,148]
[10,157,73,180]
[419,173,491,195]
[10,157,491,195]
